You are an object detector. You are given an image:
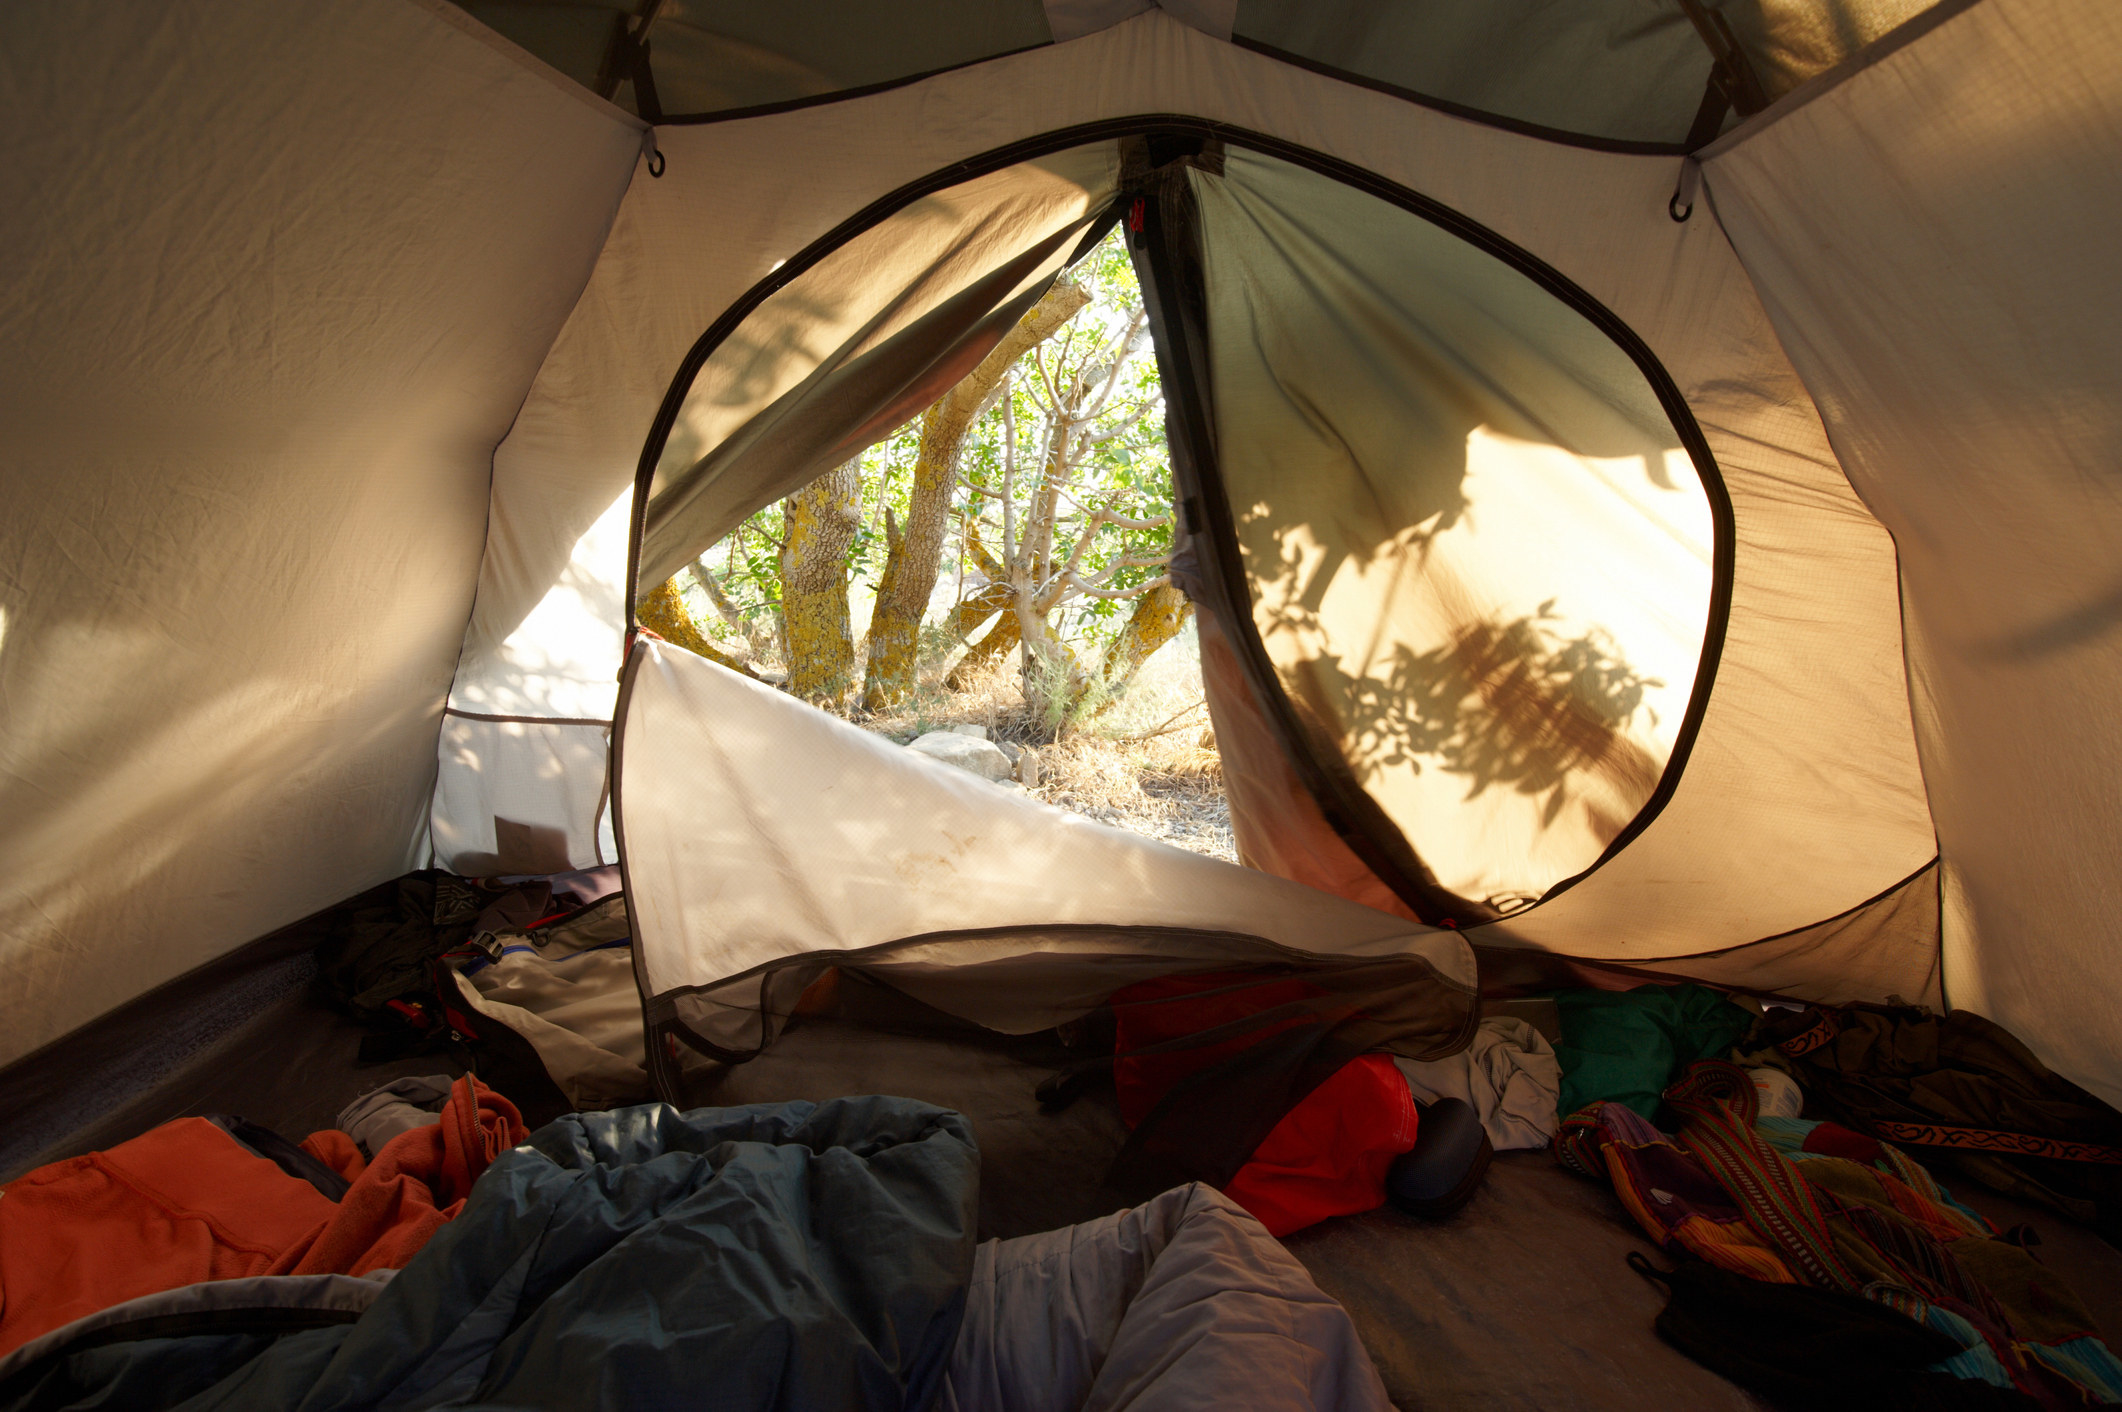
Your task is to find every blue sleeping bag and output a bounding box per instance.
[2,1096,978,1411]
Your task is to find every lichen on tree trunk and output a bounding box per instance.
[636,578,760,679]
[861,279,1090,712]
[1075,581,1194,717]
[779,459,862,704]
[945,606,1021,689]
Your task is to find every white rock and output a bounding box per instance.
[946,723,989,740]
[907,730,1015,781]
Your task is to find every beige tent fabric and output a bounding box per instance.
[1703,0,2122,1102]
[1197,612,1423,923]
[1621,864,1943,1006]
[1203,605,1945,1005]
[639,146,1117,587]
[618,641,1476,1050]
[0,0,640,1066]
[1197,147,1716,907]
[458,12,1929,953]
[1232,0,1709,143]
[432,716,615,874]
[439,149,1114,872]
[1720,0,1942,103]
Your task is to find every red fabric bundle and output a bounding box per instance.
[286,1074,525,1276]
[1112,972,1418,1236]
[0,1075,523,1356]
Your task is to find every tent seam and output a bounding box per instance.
[1693,0,1987,161]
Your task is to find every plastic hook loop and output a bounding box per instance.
[1668,156,1701,224]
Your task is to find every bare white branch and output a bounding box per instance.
[1070,572,1172,601]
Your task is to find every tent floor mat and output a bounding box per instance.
[0,921,469,1183]
[11,987,2120,1410]
[682,1013,2122,1411]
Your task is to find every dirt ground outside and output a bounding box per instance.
[843,620,1236,863]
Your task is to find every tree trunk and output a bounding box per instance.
[688,558,750,637]
[1073,581,1193,718]
[637,578,761,679]
[779,459,862,704]
[1015,594,1087,735]
[945,580,1013,644]
[860,280,1090,711]
[945,608,1021,689]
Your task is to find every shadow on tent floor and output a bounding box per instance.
[11,973,2122,1411]
[680,1009,1776,1408]
[3,985,467,1181]
[682,1008,2122,1411]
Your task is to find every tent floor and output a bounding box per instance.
[0,918,469,1183]
[684,1010,2122,1410]
[8,976,2121,1410]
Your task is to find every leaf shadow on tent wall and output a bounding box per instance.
[1295,608,1666,838]
[1201,146,1707,903]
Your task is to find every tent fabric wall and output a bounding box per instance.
[638,146,1119,587]
[1192,146,1718,908]
[1702,0,2122,1103]
[456,13,1933,967]
[454,0,1940,146]
[0,0,643,1067]
[1200,605,1947,1008]
[616,641,1478,1056]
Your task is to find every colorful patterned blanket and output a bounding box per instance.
[1558,1060,2122,1406]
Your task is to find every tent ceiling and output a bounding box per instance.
[451,0,1941,144]
[446,13,1934,964]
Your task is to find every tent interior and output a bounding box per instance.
[6,0,2122,1406]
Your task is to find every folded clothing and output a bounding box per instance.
[0,1075,522,1357]
[335,1074,455,1158]
[291,1074,525,1276]
[1395,1015,1561,1151]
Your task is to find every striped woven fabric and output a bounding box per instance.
[1754,1116,1993,1240]
[1555,1098,1796,1284]
[1559,1060,2122,1405]
[1872,1121,2122,1166]
[1663,1061,1862,1290]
